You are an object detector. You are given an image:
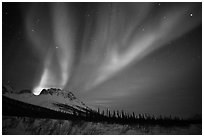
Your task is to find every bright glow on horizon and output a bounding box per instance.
[32,87,44,96]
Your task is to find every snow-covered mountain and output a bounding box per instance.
[3,85,92,115]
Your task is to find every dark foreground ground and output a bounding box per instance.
[2,95,202,135]
[2,116,201,135]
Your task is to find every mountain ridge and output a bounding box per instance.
[3,84,92,115]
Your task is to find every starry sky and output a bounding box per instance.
[3,2,202,118]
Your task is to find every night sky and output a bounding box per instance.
[3,2,202,118]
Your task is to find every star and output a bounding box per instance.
[190,13,193,17]
[86,14,90,17]
[56,46,59,49]
[163,16,167,19]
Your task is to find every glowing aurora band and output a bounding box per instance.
[25,3,201,95]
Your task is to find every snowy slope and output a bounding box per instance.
[3,85,92,114]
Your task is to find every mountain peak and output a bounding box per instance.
[40,88,62,95]
[39,88,77,100]
[3,86,91,113]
